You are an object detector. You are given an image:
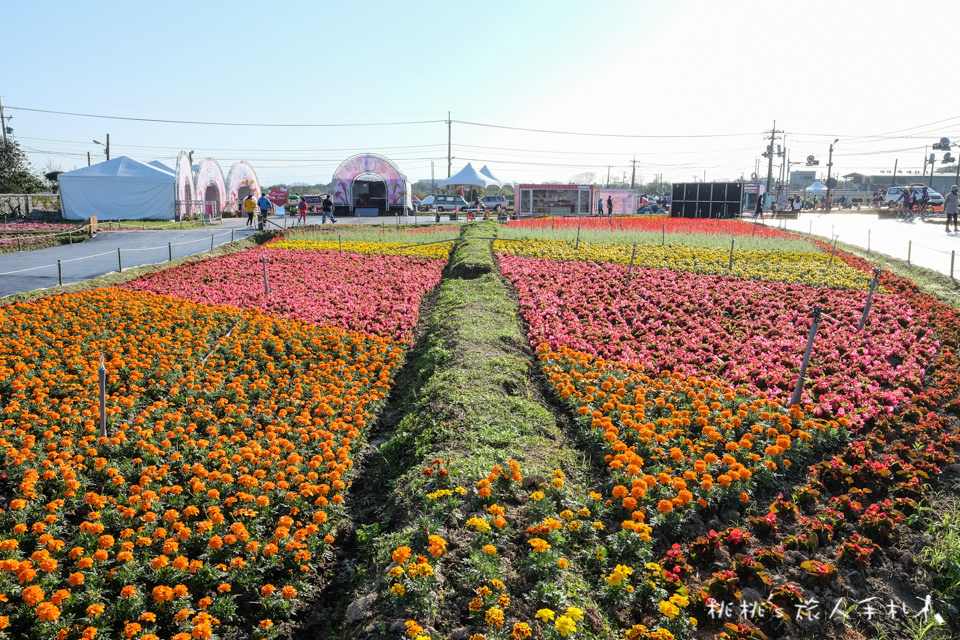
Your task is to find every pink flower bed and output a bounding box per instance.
[0,222,80,231]
[499,255,938,426]
[125,248,443,341]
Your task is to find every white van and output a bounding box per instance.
[884,186,944,208]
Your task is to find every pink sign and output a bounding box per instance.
[267,188,289,207]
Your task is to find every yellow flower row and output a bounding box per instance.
[493,239,872,289]
[272,239,454,260]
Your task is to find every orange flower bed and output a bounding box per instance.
[538,345,845,520]
[0,289,404,638]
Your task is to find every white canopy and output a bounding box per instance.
[437,162,501,188]
[59,156,176,221]
[805,181,828,193]
[478,165,503,188]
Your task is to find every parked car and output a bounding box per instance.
[884,186,944,208]
[418,195,435,212]
[434,195,471,212]
[479,195,508,212]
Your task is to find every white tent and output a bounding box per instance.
[478,165,503,188]
[59,156,176,221]
[437,162,501,189]
[805,181,828,193]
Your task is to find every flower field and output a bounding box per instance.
[2,217,960,640]
[498,256,934,427]
[125,249,444,342]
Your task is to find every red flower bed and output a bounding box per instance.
[124,249,444,342]
[499,255,937,427]
[504,216,796,239]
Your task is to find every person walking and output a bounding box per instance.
[754,194,764,217]
[244,194,256,227]
[257,192,272,221]
[607,195,613,217]
[945,185,959,233]
[322,194,336,224]
[297,195,307,225]
[597,198,603,216]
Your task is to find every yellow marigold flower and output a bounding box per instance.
[558,557,569,569]
[565,607,584,622]
[489,579,505,591]
[528,538,551,553]
[511,622,532,639]
[469,597,483,611]
[531,491,544,502]
[559,510,575,520]
[389,566,404,578]
[391,584,405,596]
[535,609,555,621]
[659,601,680,619]
[669,593,689,608]
[405,620,423,638]
[482,544,497,555]
[554,615,576,637]
[593,521,605,530]
[467,517,491,532]
[485,607,505,628]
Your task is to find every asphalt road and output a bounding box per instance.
[779,211,960,278]
[0,214,458,298]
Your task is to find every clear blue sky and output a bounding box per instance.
[4,0,959,187]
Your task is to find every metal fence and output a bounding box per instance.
[0,193,62,219]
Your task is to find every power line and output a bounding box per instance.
[6,105,445,128]
[453,120,761,139]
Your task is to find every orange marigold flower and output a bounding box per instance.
[281,586,297,600]
[657,500,673,514]
[392,546,412,564]
[36,602,60,622]
[22,585,44,606]
[260,584,276,597]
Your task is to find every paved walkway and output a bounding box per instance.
[777,212,960,278]
[0,214,457,298]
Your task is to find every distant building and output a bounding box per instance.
[843,172,960,192]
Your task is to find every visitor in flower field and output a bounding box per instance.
[607,195,613,217]
[597,198,603,216]
[257,192,272,219]
[754,194,764,217]
[244,194,256,226]
[322,194,336,223]
[945,185,959,233]
[298,195,307,224]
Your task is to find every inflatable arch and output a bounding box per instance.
[226,161,261,212]
[175,151,196,217]
[331,153,411,215]
[193,158,226,214]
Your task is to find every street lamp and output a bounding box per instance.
[825,139,838,211]
[93,135,110,161]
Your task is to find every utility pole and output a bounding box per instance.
[431,161,435,191]
[825,139,838,211]
[764,120,782,207]
[606,166,611,188]
[87,152,91,166]
[0,95,7,145]
[630,155,636,190]
[446,111,451,178]
[891,159,898,187]
[106,133,110,161]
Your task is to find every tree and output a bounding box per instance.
[0,139,46,194]
[569,172,596,185]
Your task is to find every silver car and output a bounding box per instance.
[479,195,508,212]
